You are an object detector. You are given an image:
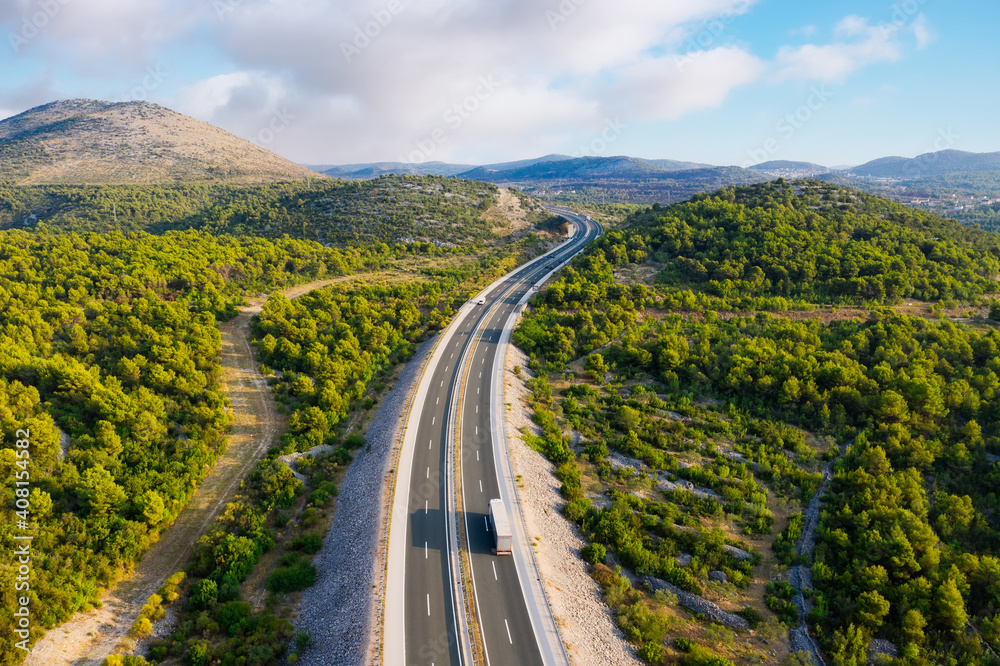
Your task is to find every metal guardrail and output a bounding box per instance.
[449,338,487,665]
[492,215,598,666]
[376,223,595,665]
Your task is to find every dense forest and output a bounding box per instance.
[0,164,565,661]
[252,282,443,452]
[0,228,394,661]
[515,181,1000,665]
[0,174,538,246]
[134,280,446,666]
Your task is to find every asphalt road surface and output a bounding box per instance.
[403,210,600,665]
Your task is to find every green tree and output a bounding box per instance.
[585,353,608,381]
[855,590,890,630]
[935,578,968,634]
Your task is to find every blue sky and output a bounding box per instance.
[0,0,995,166]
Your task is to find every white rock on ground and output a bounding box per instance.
[503,344,641,666]
[294,336,437,666]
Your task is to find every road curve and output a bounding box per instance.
[384,208,600,666]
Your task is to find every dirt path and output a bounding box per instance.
[786,437,853,666]
[25,280,337,666]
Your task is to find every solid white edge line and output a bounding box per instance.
[486,213,596,665]
[388,213,585,666]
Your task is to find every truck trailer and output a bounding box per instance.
[488,498,512,555]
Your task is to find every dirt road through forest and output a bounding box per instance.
[25,280,336,666]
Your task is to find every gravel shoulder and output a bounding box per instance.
[294,335,437,666]
[503,344,641,666]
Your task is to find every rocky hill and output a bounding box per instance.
[0,99,320,185]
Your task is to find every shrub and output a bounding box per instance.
[702,623,734,648]
[129,616,153,638]
[290,534,324,554]
[736,606,763,629]
[638,642,665,663]
[582,543,606,565]
[103,656,150,666]
[343,433,366,450]
[267,561,317,593]
[216,600,252,635]
[188,579,218,610]
[673,637,694,652]
[563,497,591,523]
[186,643,210,666]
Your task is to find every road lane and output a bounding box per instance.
[462,212,600,665]
[400,211,599,665]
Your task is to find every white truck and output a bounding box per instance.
[488,498,512,555]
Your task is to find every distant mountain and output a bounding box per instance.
[848,149,1000,178]
[751,160,831,177]
[316,154,574,180]
[463,154,575,175]
[321,161,475,179]
[0,99,320,185]
[459,155,716,182]
[646,158,714,171]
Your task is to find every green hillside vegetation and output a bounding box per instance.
[514,181,1000,665]
[637,180,1000,306]
[140,233,556,665]
[253,282,444,452]
[142,282,439,666]
[0,175,545,246]
[0,229,393,661]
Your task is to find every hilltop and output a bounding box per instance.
[514,179,1000,665]
[0,99,320,185]
[750,160,831,178]
[313,155,768,205]
[846,149,1000,178]
[0,175,558,247]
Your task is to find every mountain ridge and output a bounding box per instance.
[0,98,320,185]
[847,149,1000,178]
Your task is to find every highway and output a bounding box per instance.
[392,206,601,665]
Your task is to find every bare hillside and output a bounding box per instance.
[0,99,321,185]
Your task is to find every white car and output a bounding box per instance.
[475,297,486,305]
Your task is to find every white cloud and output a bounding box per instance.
[774,17,902,82]
[611,47,764,120]
[172,0,767,161]
[835,15,869,38]
[0,1,932,163]
[912,14,937,49]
